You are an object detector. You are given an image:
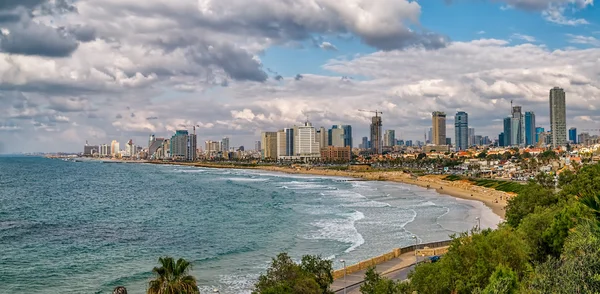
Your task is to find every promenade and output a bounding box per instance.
[331,250,418,293]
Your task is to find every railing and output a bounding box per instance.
[331,240,452,280]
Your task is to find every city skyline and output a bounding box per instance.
[0,1,599,153]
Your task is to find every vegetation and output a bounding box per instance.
[253,253,333,294]
[443,175,525,193]
[359,163,600,294]
[148,257,199,294]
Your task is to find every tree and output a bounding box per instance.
[300,255,334,294]
[359,267,401,294]
[407,227,530,294]
[534,172,555,189]
[148,257,199,294]
[505,183,558,228]
[253,253,323,294]
[480,265,519,294]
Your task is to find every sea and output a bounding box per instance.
[0,156,501,293]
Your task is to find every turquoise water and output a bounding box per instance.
[0,157,500,293]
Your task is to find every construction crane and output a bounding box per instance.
[178,124,200,135]
[358,109,383,117]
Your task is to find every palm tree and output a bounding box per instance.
[148,256,199,294]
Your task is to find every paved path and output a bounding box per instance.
[330,251,420,293]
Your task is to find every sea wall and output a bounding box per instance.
[332,240,452,280]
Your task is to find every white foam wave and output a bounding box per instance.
[416,201,436,207]
[342,201,391,208]
[279,181,336,190]
[304,211,365,253]
[223,177,269,182]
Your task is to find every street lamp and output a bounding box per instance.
[412,235,418,263]
[475,217,481,231]
[340,259,347,294]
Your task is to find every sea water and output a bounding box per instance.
[0,157,501,293]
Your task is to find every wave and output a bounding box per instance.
[303,211,365,253]
[222,177,269,182]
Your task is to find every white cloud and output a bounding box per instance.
[319,42,338,51]
[566,34,600,47]
[511,33,536,42]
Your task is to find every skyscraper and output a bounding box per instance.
[498,133,505,147]
[329,126,345,147]
[261,131,277,159]
[384,130,396,147]
[361,137,368,149]
[468,128,475,147]
[503,117,512,146]
[524,111,536,146]
[317,127,328,149]
[535,127,545,144]
[285,128,294,156]
[569,127,577,144]
[511,106,524,146]
[276,130,287,158]
[454,111,468,151]
[342,125,353,148]
[296,121,320,157]
[170,130,188,160]
[221,137,230,152]
[549,87,567,147]
[370,115,382,154]
[432,111,446,145]
[187,133,197,161]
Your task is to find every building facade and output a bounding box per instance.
[536,127,545,144]
[524,111,536,146]
[170,130,189,160]
[549,87,567,147]
[383,130,396,147]
[432,111,446,145]
[320,146,351,162]
[295,121,320,157]
[454,111,468,151]
[569,127,577,144]
[342,125,353,148]
[221,137,230,152]
[261,132,278,160]
[503,117,512,146]
[511,106,524,146]
[329,126,345,147]
[370,116,382,154]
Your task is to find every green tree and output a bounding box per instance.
[481,265,519,294]
[148,257,199,294]
[253,253,322,294]
[300,255,334,294]
[505,183,558,228]
[407,227,530,294]
[360,267,400,294]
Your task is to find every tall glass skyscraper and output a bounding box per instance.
[454,111,468,151]
[569,127,577,144]
[535,127,545,144]
[342,125,353,148]
[503,117,512,146]
[524,111,536,146]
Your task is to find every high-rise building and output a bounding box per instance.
[361,137,368,149]
[295,121,320,157]
[454,111,468,151]
[468,128,475,147]
[205,140,220,154]
[342,125,353,148]
[329,126,345,147]
[221,137,230,152]
[255,141,261,151]
[549,87,567,147]
[498,133,505,147]
[83,141,99,156]
[569,127,577,144]
[432,111,446,145]
[405,140,413,147]
[110,140,120,157]
[511,106,524,146]
[126,139,136,157]
[261,132,278,159]
[370,115,382,154]
[285,128,294,156]
[187,134,197,161]
[317,127,328,149]
[427,128,432,144]
[503,117,512,146]
[170,130,189,160]
[524,111,536,146]
[276,130,287,158]
[535,127,545,144]
[578,132,590,145]
[383,130,396,147]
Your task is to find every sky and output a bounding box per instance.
[0,0,599,153]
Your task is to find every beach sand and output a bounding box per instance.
[154,162,511,219]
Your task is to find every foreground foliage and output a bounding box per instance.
[360,163,600,294]
[148,257,199,294]
[253,253,333,294]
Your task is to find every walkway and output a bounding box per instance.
[330,251,419,293]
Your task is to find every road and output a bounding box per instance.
[334,264,416,294]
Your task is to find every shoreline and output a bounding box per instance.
[143,161,510,219]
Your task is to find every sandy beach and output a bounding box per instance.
[145,161,511,219]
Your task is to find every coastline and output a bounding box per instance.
[143,161,510,219]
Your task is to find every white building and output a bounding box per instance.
[294,121,320,158]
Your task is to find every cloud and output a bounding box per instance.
[511,33,536,42]
[295,74,304,81]
[0,21,79,57]
[492,1,593,25]
[319,41,338,51]
[566,34,600,47]
[477,31,486,35]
